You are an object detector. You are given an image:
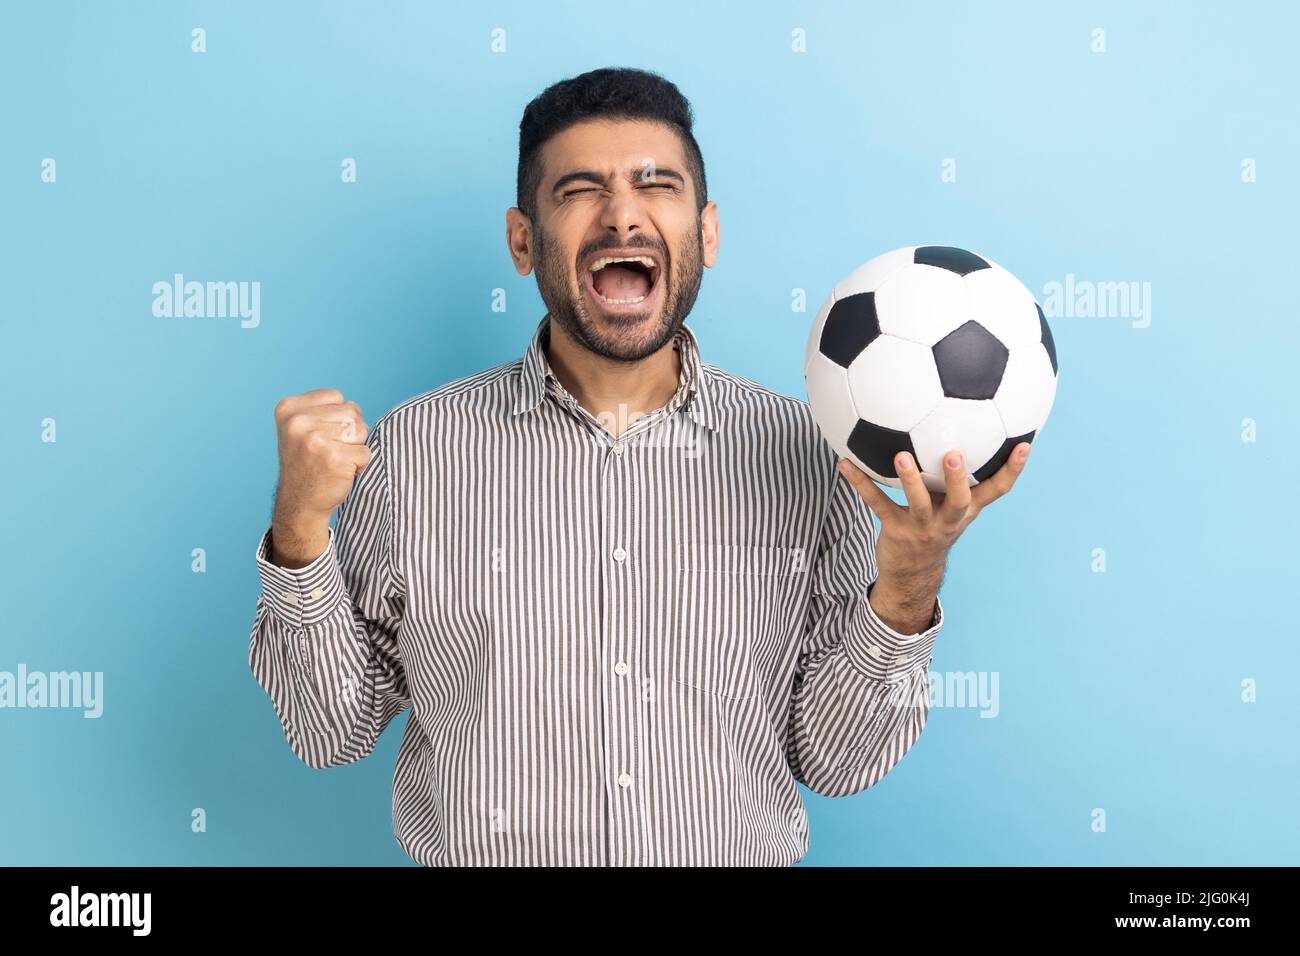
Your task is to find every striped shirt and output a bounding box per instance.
[249,314,944,866]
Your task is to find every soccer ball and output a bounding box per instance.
[804,245,1058,494]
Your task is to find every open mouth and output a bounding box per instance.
[583,254,662,312]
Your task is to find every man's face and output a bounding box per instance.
[509,118,719,362]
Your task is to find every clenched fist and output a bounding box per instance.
[269,388,371,568]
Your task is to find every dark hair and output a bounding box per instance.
[516,67,708,222]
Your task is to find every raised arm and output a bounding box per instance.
[788,442,1032,796]
[786,468,943,797]
[248,389,409,769]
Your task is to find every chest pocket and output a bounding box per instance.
[672,541,804,700]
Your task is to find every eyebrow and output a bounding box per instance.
[550,165,687,198]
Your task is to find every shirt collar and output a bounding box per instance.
[512,314,719,433]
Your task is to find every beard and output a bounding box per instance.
[532,220,704,363]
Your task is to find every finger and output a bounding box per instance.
[292,388,347,411]
[336,441,374,475]
[336,418,369,445]
[837,459,903,522]
[275,389,348,423]
[936,449,972,527]
[894,451,933,520]
[971,441,1031,511]
[301,387,345,405]
[304,399,364,424]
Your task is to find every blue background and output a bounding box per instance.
[3,0,1297,865]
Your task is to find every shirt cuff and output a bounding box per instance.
[843,585,944,682]
[254,525,347,629]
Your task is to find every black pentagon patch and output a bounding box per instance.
[819,292,881,368]
[913,246,990,276]
[932,320,1009,400]
[846,419,915,479]
[973,431,1035,483]
[1036,304,1058,375]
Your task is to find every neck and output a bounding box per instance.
[544,318,682,438]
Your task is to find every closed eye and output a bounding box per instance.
[562,183,677,198]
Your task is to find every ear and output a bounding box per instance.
[699,200,720,268]
[506,207,534,276]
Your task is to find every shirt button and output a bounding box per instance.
[612,547,627,563]
[614,661,629,676]
[612,442,626,456]
[282,592,300,606]
[308,586,326,601]
[617,773,632,788]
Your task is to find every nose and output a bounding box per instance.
[599,183,645,237]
